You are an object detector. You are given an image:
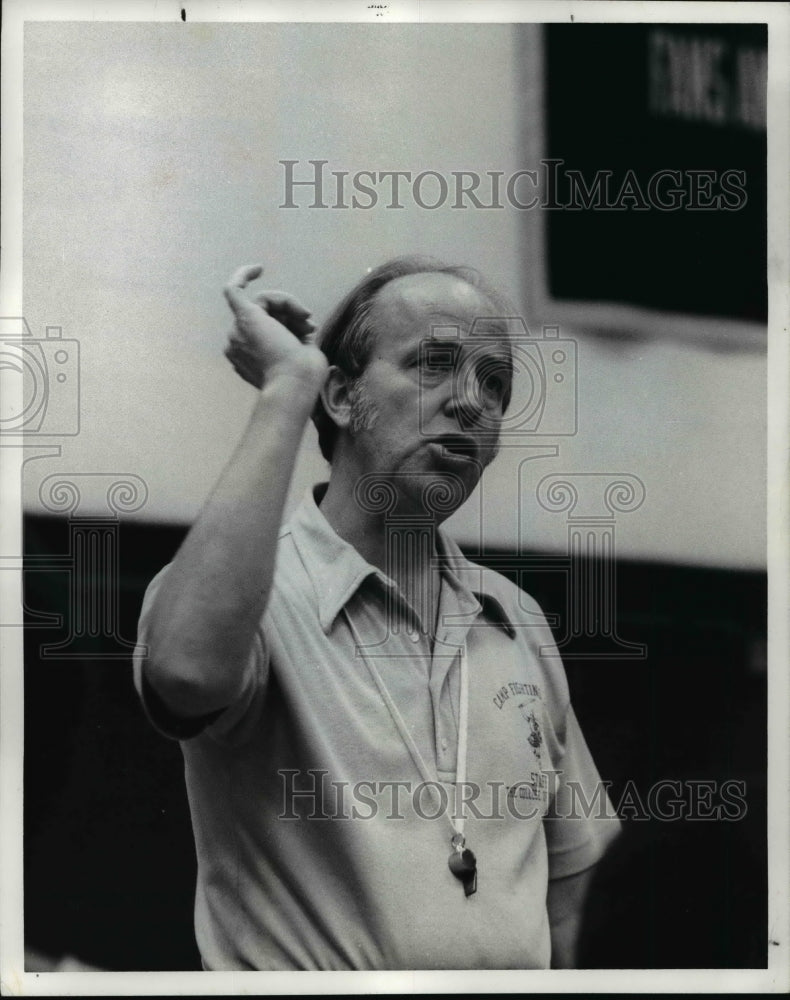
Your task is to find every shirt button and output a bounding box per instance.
[441,738,448,751]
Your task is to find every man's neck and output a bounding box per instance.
[320,473,443,637]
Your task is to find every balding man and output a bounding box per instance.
[134,257,619,970]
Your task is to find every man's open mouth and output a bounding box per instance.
[434,434,478,460]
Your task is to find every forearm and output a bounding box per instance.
[548,906,582,969]
[144,355,326,716]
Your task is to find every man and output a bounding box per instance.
[134,256,620,970]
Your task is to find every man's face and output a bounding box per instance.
[345,272,511,519]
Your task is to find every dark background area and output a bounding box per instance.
[23,514,767,970]
[545,23,767,325]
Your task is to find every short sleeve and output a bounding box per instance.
[543,703,622,879]
[133,565,269,743]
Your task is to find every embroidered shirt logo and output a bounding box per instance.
[518,701,543,763]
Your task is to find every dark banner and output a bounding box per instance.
[544,23,767,324]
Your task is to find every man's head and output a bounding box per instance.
[312,256,514,462]
[312,257,517,521]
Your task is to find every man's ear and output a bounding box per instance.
[320,365,355,431]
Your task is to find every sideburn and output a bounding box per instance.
[348,376,380,434]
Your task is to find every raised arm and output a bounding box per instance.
[142,264,328,719]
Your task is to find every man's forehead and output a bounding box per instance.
[372,271,496,332]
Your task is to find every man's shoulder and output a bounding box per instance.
[271,521,314,595]
[474,560,545,618]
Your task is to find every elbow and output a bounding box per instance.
[143,644,243,718]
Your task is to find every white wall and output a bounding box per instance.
[21,22,766,569]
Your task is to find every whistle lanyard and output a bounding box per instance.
[344,612,478,895]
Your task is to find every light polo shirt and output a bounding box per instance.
[133,484,620,970]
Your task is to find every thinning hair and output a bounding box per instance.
[312,255,514,461]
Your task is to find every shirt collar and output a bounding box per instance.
[435,529,517,639]
[287,483,515,638]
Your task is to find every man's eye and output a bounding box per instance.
[477,366,508,402]
[420,356,453,375]
[483,374,504,397]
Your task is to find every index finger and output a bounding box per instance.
[223,264,264,310]
[227,264,263,289]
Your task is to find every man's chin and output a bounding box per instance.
[397,466,477,520]
[351,458,481,521]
